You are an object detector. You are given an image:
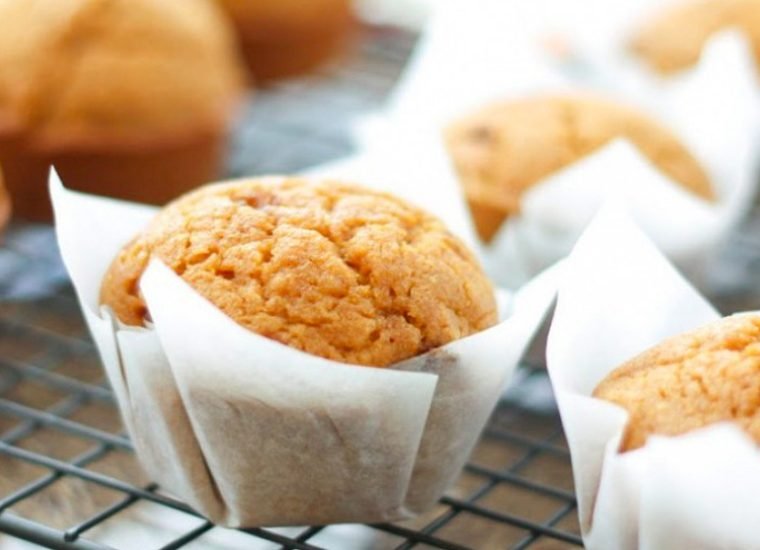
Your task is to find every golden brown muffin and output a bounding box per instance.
[631,0,760,74]
[0,0,245,221]
[100,177,498,367]
[445,95,714,242]
[594,314,760,452]
[215,0,356,82]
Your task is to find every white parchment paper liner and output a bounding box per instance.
[546,204,760,550]
[51,163,560,527]
[362,0,760,288]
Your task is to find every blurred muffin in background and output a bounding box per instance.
[445,95,714,242]
[630,0,760,74]
[215,0,356,82]
[0,166,9,234]
[0,0,245,221]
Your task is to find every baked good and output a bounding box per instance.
[594,314,760,452]
[0,0,245,221]
[444,95,714,242]
[0,165,9,234]
[630,0,760,74]
[215,0,355,82]
[100,177,498,367]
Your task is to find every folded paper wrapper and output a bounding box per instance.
[547,205,760,550]
[50,155,561,527]
[358,0,760,288]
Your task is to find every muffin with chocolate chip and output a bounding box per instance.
[100,177,498,367]
[445,95,714,242]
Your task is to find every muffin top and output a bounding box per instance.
[0,0,244,149]
[444,95,714,242]
[100,177,498,367]
[630,0,760,74]
[594,314,760,452]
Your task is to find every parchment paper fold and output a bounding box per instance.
[364,0,760,288]
[547,205,760,549]
[51,167,559,527]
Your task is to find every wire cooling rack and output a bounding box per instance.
[0,287,580,549]
[0,24,759,550]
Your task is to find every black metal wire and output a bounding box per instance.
[0,400,130,450]
[394,428,577,550]
[63,483,159,543]
[157,522,214,550]
[0,515,111,550]
[463,464,575,502]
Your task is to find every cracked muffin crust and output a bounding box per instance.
[100,177,498,367]
[594,314,760,452]
[630,0,760,74]
[444,95,714,242]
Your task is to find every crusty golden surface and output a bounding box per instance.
[444,95,714,242]
[100,178,498,367]
[630,0,760,74]
[594,314,760,452]
[0,0,243,148]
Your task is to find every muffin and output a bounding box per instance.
[630,0,760,74]
[0,0,245,221]
[0,166,9,234]
[444,95,714,242]
[215,0,355,82]
[100,177,498,367]
[594,314,760,452]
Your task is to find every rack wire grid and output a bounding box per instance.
[0,25,759,550]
